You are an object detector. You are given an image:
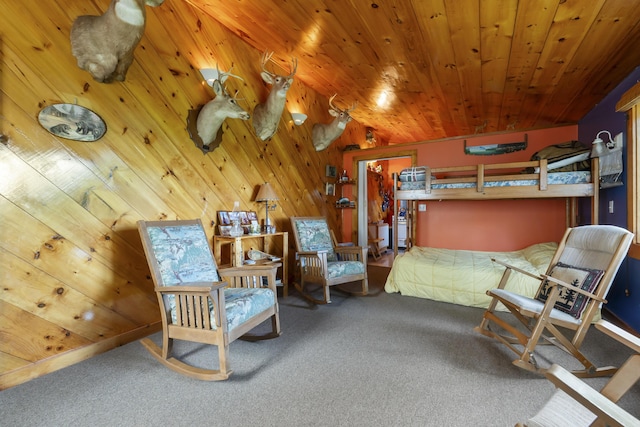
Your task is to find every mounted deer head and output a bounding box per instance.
[195,66,250,149]
[70,0,165,83]
[252,51,297,141]
[312,95,357,151]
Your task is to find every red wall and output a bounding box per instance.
[343,126,580,251]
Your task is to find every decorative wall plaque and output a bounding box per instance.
[38,103,106,142]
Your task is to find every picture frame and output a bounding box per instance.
[325,182,336,196]
[218,211,231,226]
[218,225,232,236]
[217,210,258,235]
[326,165,337,178]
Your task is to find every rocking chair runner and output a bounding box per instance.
[137,219,281,381]
[290,216,368,304]
[475,224,633,377]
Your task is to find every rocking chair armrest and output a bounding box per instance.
[298,250,328,256]
[595,320,640,353]
[540,274,607,303]
[156,281,227,294]
[543,364,638,427]
[491,258,544,281]
[219,263,281,276]
[335,246,366,255]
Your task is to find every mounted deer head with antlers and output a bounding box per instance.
[252,51,297,141]
[194,65,250,151]
[312,95,357,151]
[70,0,165,83]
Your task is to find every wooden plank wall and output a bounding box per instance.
[0,0,366,389]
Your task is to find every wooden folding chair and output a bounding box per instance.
[475,225,633,377]
[519,320,640,427]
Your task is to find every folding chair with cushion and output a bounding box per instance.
[475,225,633,377]
[290,216,368,304]
[520,320,640,427]
[138,219,281,381]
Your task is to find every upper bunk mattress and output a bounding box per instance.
[398,171,591,191]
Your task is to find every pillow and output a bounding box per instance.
[398,166,427,182]
[536,262,604,318]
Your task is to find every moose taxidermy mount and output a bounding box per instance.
[312,94,357,151]
[70,0,165,83]
[187,65,250,154]
[252,51,297,141]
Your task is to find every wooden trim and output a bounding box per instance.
[0,323,161,390]
[351,150,418,245]
[616,81,640,113]
[619,81,640,257]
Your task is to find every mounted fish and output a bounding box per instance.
[252,51,297,140]
[312,95,357,151]
[70,0,165,83]
[187,65,250,154]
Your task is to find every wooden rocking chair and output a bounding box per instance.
[138,219,281,381]
[520,320,640,427]
[290,216,368,304]
[475,225,633,377]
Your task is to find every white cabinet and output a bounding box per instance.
[396,220,407,248]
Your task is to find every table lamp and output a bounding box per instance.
[256,182,279,232]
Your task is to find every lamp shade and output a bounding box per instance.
[291,113,307,125]
[256,182,279,201]
[199,68,219,86]
[591,130,612,158]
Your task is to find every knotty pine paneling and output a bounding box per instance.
[0,0,365,389]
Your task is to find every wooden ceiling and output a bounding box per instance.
[186,0,640,145]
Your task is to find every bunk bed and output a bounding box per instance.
[392,156,600,252]
[385,154,601,308]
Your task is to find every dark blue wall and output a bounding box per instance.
[578,66,640,332]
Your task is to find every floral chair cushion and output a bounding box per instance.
[292,218,338,261]
[147,224,220,285]
[327,260,365,278]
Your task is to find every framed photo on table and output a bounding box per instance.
[218,211,231,225]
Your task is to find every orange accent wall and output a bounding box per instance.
[343,126,581,251]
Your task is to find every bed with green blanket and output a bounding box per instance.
[384,242,558,309]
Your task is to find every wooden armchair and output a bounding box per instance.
[475,225,633,377]
[137,219,281,381]
[290,216,368,304]
[520,320,640,427]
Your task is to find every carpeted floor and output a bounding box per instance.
[1,266,638,426]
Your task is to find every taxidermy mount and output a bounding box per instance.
[70,0,165,83]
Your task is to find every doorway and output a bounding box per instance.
[350,150,416,249]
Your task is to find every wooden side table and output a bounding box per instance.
[213,232,288,297]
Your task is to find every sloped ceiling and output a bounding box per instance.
[186,0,640,145]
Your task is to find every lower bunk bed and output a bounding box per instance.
[384,242,558,309]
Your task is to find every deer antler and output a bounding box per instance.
[287,57,298,78]
[261,51,297,78]
[328,94,338,111]
[328,94,356,113]
[260,51,276,77]
[216,63,244,85]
